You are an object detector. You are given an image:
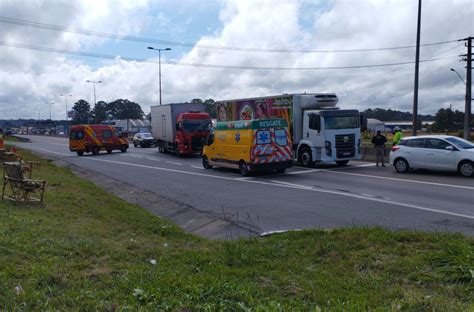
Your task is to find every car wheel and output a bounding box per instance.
[336,160,349,167]
[458,160,473,177]
[133,142,137,148]
[77,151,84,156]
[394,158,409,173]
[120,145,128,153]
[92,146,100,155]
[239,160,250,177]
[202,156,213,169]
[299,147,314,167]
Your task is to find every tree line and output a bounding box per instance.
[71,99,144,124]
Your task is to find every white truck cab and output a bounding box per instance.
[299,109,361,167]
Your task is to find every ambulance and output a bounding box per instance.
[69,125,129,156]
[202,118,293,176]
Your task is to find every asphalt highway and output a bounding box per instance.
[13,135,474,236]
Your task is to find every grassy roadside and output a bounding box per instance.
[0,148,473,310]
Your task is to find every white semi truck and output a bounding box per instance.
[216,93,364,167]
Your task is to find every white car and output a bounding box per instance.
[389,135,474,177]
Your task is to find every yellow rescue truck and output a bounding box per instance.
[202,118,293,176]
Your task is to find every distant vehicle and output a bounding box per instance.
[216,93,364,167]
[151,103,212,156]
[58,131,65,136]
[69,124,129,156]
[390,135,474,177]
[202,118,293,176]
[133,132,155,148]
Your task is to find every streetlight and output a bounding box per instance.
[450,68,466,84]
[60,94,72,120]
[46,101,53,120]
[147,46,171,105]
[85,80,102,106]
[451,68,471,140]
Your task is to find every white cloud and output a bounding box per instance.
[0,0,472,120]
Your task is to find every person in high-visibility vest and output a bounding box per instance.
[392,127,403,146]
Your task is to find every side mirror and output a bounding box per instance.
[445,146,454,151]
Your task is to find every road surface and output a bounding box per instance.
[12,135,474,236]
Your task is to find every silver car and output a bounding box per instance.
[389,135,474,177]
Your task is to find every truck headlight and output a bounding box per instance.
[325,141,332,156]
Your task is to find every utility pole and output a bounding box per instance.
[412,0,422,136]
[460,36,472,140]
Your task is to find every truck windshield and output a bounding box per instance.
[324,116,359,129]
[183,120,211,132]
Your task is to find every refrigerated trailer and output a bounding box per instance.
[150,103,212,156]
[216,93,363,167]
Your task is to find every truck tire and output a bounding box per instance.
[92,146,100,155]
[120,145,128,153]
[299,147,314,167]
[77,151,84,156]
[202,156,213,169]
[106,149,112,154]
[336,160,349,166]
[239,160,250,177]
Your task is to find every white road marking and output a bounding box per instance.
[287,163,374,175]
[165,161,183,166]
[324,170,474,191]
[191,166,204,170]
[25,146,474,221]
[287,169,322,175]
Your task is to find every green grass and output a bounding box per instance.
[0,148,473,310]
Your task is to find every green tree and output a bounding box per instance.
[71,99,91,124]
[191,98,203,104]
[92,101,108,124]
[432,108,464,132]
[203,99,216,118]
[106,99,144,120]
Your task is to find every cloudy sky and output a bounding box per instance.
[0,0,472,120]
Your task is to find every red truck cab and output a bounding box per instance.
[174,112,211,155]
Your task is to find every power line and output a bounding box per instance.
[0,16,460,54]
[0,41,458,71]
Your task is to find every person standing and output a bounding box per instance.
[392,127,403,146]
[371,130,387,167]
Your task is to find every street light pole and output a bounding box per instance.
[60,94,72,120]
[451,67,471,139]
[412,0,422,136]
[147,47,171,105]
[86,80,102,106]
[46,101,53,120]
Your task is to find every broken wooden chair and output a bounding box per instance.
[2,162,46,203]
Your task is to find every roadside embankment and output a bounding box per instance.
[0,148,472,310]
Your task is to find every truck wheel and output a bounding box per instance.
[77,151,84,156]
[299,147,314,167]
[120,145,128,153]
[336,160,349,166]
[106,149,112,154]
[158,141,164,153]
[239,161,250,177]
[202,156,213,169]
[92,146,100,155]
